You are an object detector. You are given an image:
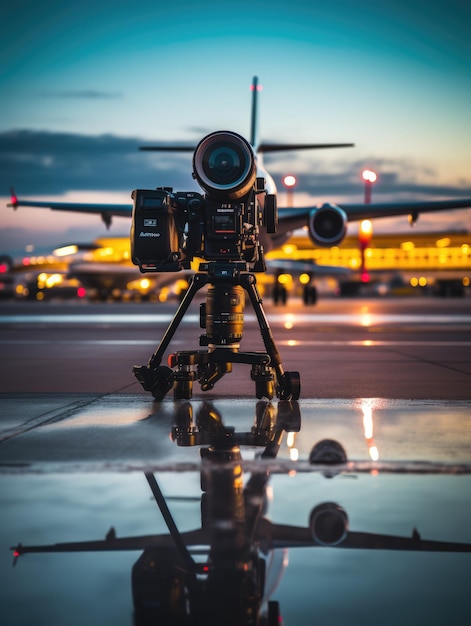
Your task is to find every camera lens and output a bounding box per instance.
[202,143,246,185]
[193,131,256,199]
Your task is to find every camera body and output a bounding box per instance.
[131,131,277,273]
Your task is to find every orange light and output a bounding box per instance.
[362,169,377,183]
[283,175,297,188]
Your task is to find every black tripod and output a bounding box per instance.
[133,261,301,401]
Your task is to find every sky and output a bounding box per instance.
[1,0,470,253]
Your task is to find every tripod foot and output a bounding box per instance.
[277,371,301,401]
[133,365,174,401]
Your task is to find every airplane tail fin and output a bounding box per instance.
[138,76,354,153]
[250,76,260,149]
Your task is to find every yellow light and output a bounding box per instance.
[53,244,78,257]
[45,274,62,287]
[410,277,418,287]
[461,244,469,254]
[436,237,451,248]
[463,277,470,287]
[401,241,415,251]
[277,273,291,285]
[139,278,151,290]
[282,244,296,255]
[360,219,373,235]
[418,277,427,287]
[299,273,310,285]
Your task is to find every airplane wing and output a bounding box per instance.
[259,519,471,553]
[8,193,132,228]
[11,527,207,564]
[277,198,471,230]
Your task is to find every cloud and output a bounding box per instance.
[1,130,195,195]
[2,129,471,203]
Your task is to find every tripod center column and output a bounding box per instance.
[205,284,245,348]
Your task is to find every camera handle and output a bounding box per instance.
[133,265,300,401]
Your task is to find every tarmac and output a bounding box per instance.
[1,296,470,625]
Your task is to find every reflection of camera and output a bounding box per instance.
[131,131,277,273]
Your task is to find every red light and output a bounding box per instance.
[22,258,31,266]
[361,271,370,283]
[13,550,20,558]
[77,287,87,298]
[0,264,7,273]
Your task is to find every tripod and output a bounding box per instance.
[133,261,301,401]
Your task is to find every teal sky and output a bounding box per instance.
[1,0,470,247]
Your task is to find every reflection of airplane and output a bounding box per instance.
[11,402,471,625]
[8,76,471,260]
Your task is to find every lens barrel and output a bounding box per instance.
[193,131,256,199]
[205,284,244,345]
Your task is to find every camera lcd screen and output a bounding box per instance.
[142,197,164,207]
[214,212,236,233]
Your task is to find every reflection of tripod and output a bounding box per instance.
[134,262,301,401]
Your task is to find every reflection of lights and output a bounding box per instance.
[284,313,295,330]
[287,340,299,347]
[369,446,379,461]
[360,313,372,327]
[287,431,298,463]
[359,398,380,462]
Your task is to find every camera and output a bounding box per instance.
[130,131,277,273]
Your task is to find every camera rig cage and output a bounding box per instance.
[131,131,300,401]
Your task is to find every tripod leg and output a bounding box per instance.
[133,273,208,394]
[243,274,300,400]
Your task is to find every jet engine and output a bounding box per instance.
[309,502,349,546]
[308,203,348,246]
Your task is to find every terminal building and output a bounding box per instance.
[267,230,471,298]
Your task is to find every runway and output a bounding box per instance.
[1,296,470,625]
[0,296,470,399]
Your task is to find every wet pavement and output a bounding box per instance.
[1,298,471,625]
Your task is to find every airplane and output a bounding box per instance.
[7,76,471,270]
[11,401,471,625]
